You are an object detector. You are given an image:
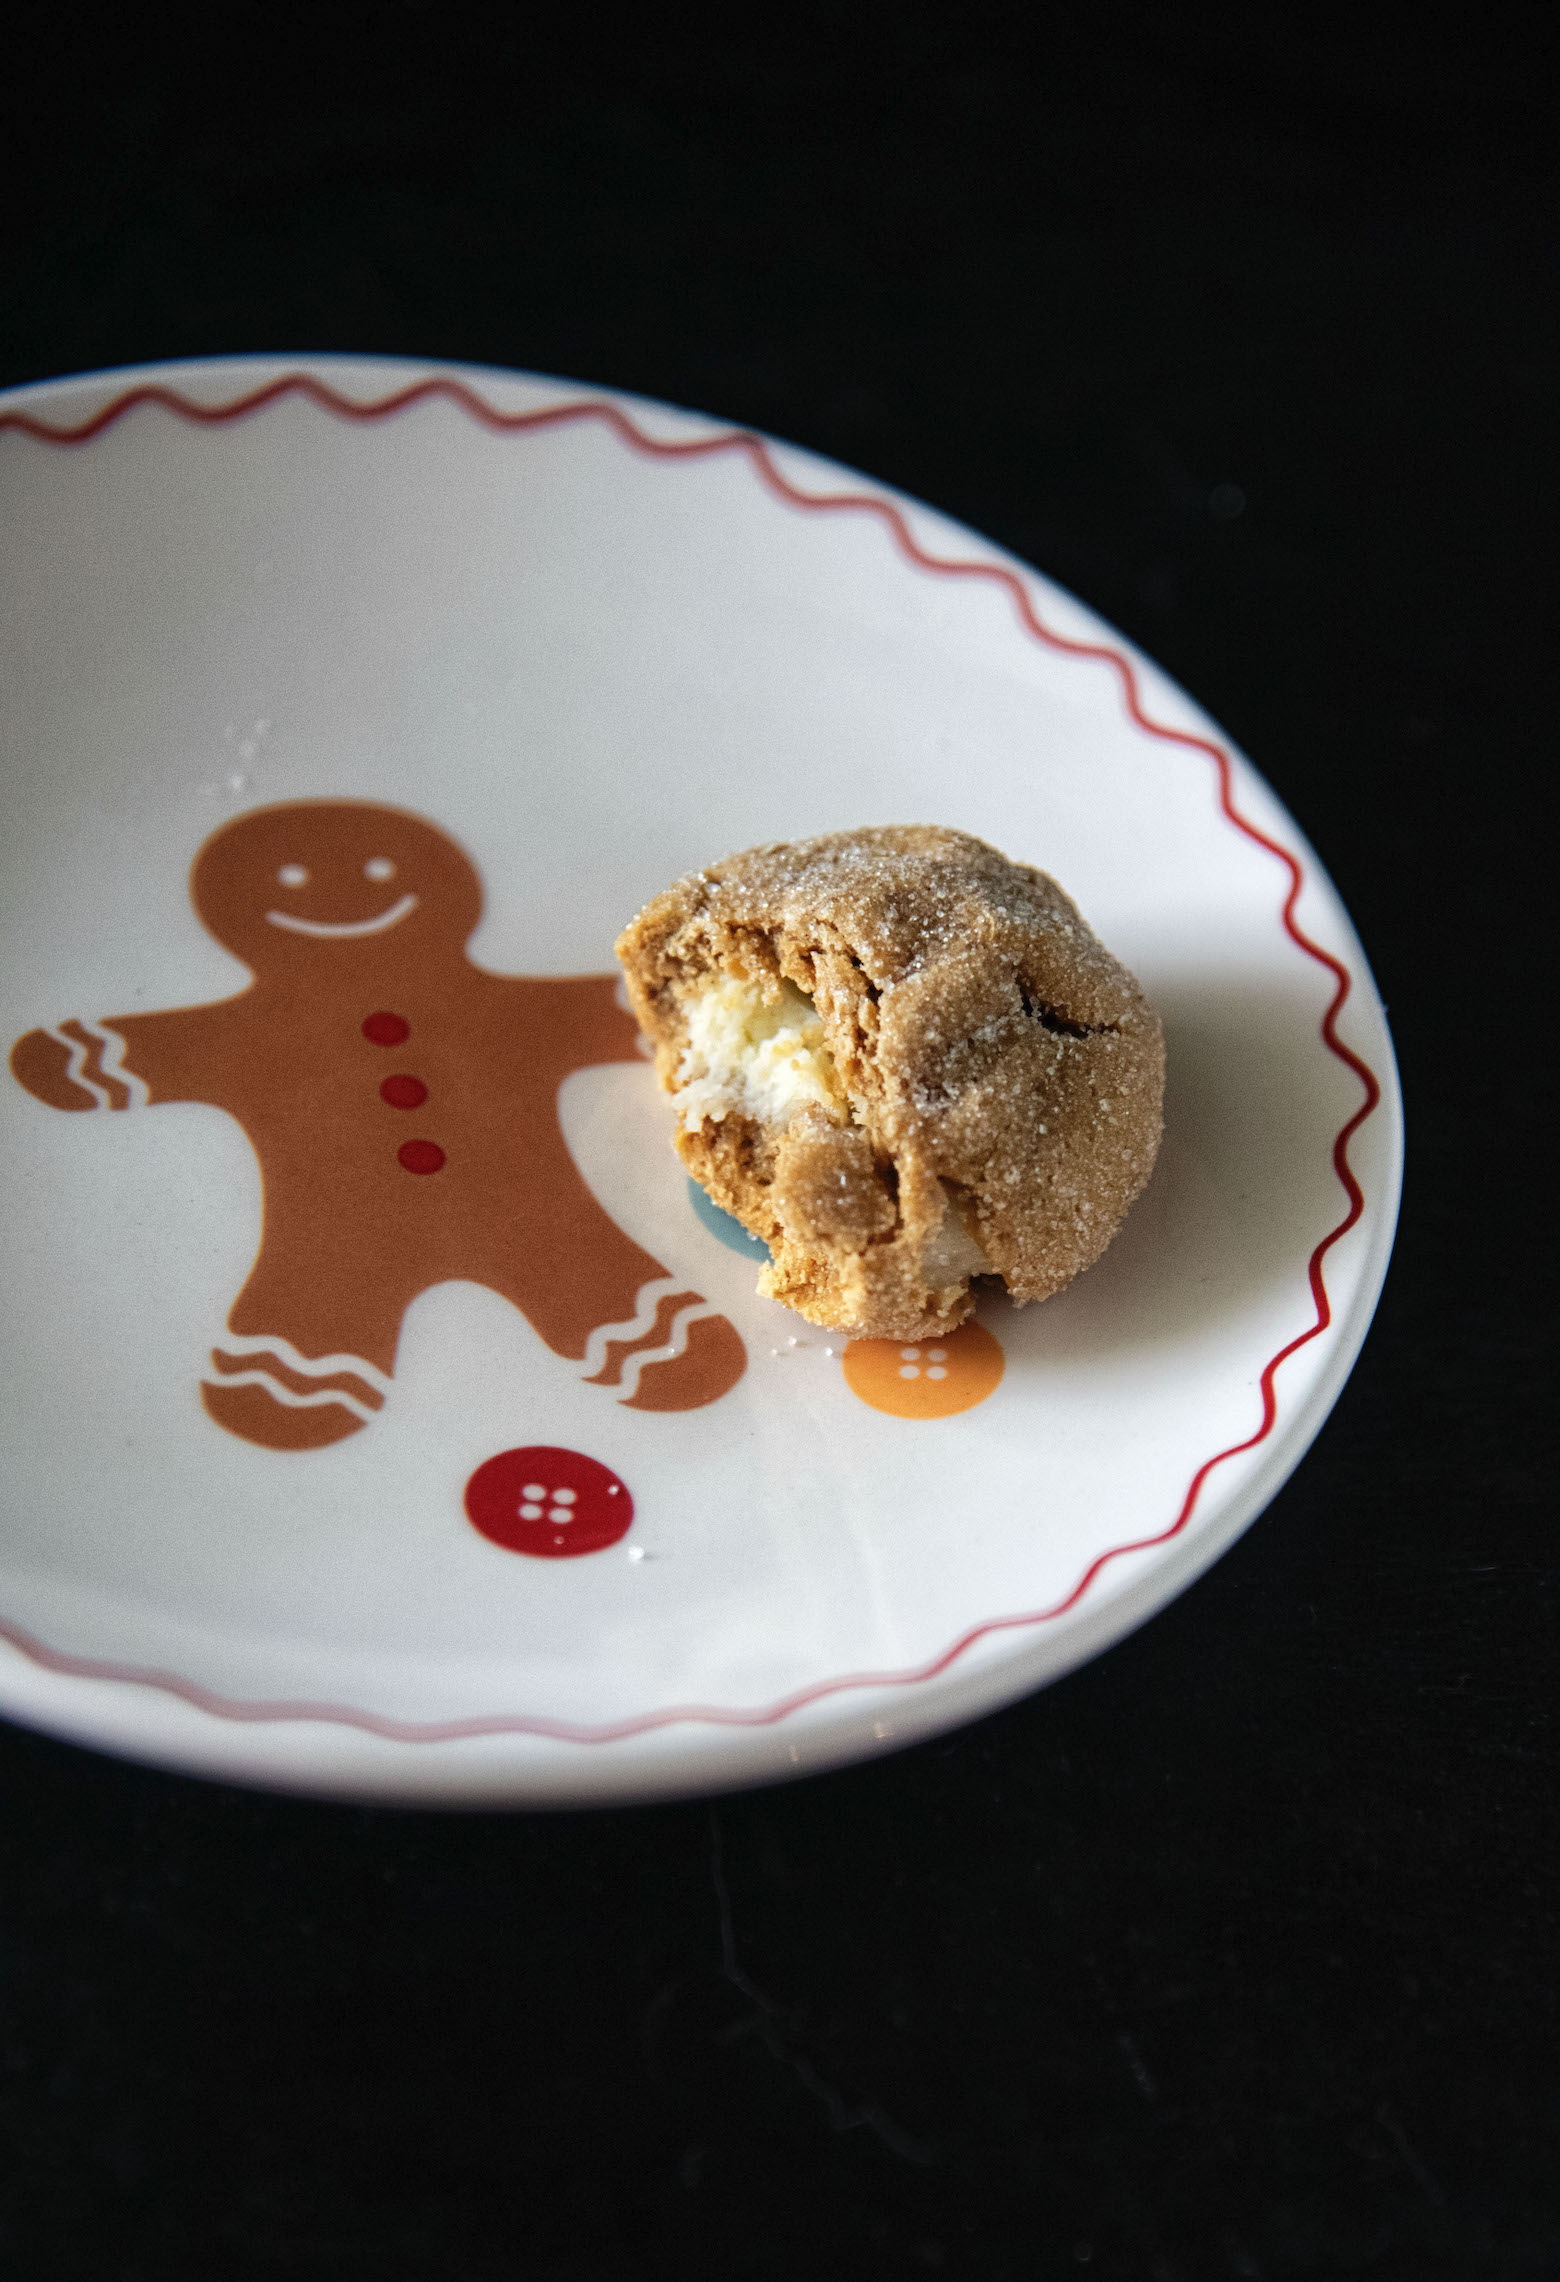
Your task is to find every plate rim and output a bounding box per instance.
[0,351,1403,1796]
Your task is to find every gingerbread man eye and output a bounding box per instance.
[364,858,396,882]
[277,864,309,888]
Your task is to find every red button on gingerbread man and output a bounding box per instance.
[9,801,746,1449]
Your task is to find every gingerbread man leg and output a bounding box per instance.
[10,1019,379,1449]
[584,1289,749,1414]
[203,1213,413,1453]
[456,1160,747,1414]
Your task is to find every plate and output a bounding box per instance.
[0,355,1401,1804]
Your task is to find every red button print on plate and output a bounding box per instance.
[465,1446,634,1558]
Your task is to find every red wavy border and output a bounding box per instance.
[0,369,1385,1750]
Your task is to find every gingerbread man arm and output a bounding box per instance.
[104,1004,248,1104]
[10,1027,105,1109]
[10,1003,242,1113]
[520,972,649,1077]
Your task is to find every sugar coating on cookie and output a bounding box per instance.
[615,825,1165,1341]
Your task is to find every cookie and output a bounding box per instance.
[616,825,1164,1340]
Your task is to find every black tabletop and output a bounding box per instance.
[2,13,1554,2279]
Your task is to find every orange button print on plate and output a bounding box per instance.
[842,1320,1004,1418]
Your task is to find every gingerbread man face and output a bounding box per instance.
[191,801,484,975]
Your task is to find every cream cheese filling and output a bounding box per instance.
[674,974,848,1130]
[924,1189,990,1286]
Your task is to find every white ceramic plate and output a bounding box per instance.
[0,355,1401,1804]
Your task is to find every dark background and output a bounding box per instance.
[1,7,1554,2277]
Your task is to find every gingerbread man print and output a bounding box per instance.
[10,801,746,1450]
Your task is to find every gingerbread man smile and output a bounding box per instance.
[266,893,421,936]
[10,799,747,1450]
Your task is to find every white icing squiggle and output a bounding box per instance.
[86,1021,150,1109]
[48,1026,113,1109]
[614,1300,719,1401]
[201,1368,380,1422]
[577,1275,686,1380]
[213,1330,394,1397]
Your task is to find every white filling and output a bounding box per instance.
[675,976,992,1290]
[923,1189,990,1287]
[674,974,847,1130]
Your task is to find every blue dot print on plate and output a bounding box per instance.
[687,1176,770,1259]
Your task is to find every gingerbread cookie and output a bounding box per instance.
[616,825,1164,1340]
[10,800,746,1449]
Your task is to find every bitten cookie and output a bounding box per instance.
[616,825,1164,1340]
